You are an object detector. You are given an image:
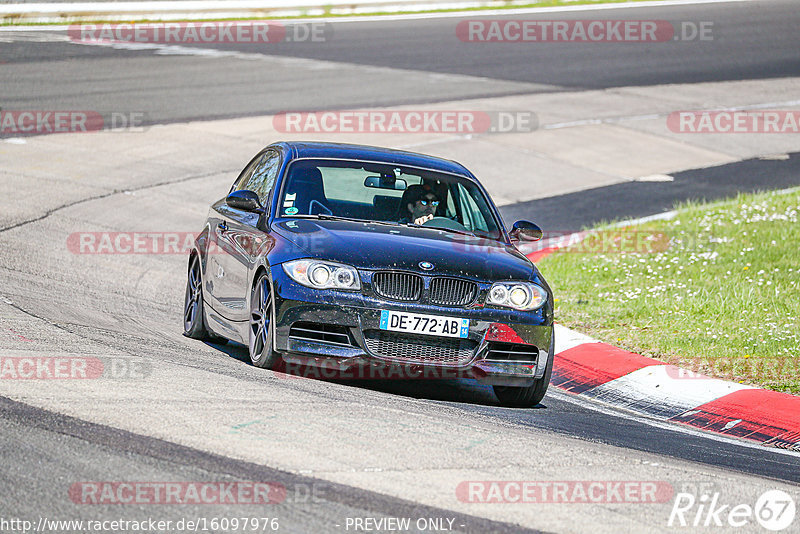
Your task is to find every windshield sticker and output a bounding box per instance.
[285,207,299,215]
[283,193,296,209]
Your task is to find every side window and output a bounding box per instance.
[232,150,281,205]
[445,184,459,220]
[230,153,261,194]
[247,151,281,204]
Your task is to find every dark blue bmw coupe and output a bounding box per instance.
[184,141,554,407]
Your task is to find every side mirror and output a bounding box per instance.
[509,220,542,242]
[226,190,263,212]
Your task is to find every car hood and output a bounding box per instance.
[271,219,534,280]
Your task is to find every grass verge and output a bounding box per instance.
[538,189,800,394]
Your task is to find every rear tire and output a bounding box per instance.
[493,335,554,408]
[249,273,281,370]
[183,255,227,344]
[184,255,211,339]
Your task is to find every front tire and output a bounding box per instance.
[249,273,281,370]
[493,335,554,408]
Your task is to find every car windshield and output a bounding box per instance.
[278,158,503,240]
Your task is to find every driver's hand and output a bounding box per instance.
[414,213,434,225]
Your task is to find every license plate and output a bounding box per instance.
[379,310,469,338]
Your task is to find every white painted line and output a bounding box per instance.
[700,99,800,112]
[544,113,661,130]
[611,210,678,228]
[67,38,516,89]
[541,99,800,131]
[635,174,674,182]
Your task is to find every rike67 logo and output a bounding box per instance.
[669,488,796,531]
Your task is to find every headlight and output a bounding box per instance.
[283,259,361,291]
[487,281,547,311]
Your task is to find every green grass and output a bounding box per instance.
[1,0,666,26]
[538,189,800,394]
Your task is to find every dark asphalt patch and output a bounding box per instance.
[499,152,800,231]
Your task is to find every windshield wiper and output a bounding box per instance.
[407,223,502,242]
[286,213,356,221]
[315,214,403,227]
[405,222,474,238]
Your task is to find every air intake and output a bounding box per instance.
[484,342,540,363]
[289,322,353,346]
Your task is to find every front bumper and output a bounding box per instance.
[271,267,553,387]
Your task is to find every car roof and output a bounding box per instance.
[272,141,475,178]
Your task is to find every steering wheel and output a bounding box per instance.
[421,216,468,232]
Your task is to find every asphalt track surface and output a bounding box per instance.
[2,1,800,532]
[0,397,539,534]
[1,0,799,125]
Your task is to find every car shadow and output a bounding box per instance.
[204,340,250,364]
[337,377,500,406]
[208,342,546,409]
[340,378,548,410]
